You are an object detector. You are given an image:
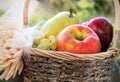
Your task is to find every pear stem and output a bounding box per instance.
[23,0,30,28]
[69,9,73,18]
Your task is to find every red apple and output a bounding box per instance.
[56,24,101,54]
[87,17,113,51]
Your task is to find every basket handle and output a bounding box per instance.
[23,0,30,28]
[112,0,120,48]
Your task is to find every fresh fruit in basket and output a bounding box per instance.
[37,44,50,50]
[34,20,46,31]
[37,35,57,50]
[87,17,113,51]
[49,35,57,50]
[33,9,79,47]
[37,38,51,50]
[56,24,101,54]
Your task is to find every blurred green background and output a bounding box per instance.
[0,0,120,82]
[29,0,115,25]
[0,0,115,26]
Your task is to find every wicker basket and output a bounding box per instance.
[23,0,120,82]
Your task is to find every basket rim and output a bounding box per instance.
[24,47,118,61]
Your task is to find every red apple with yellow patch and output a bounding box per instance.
[56,24,101,54]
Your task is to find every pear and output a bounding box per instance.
[33,9,79,47]
[31,20,46,40]
[34,20,46,30]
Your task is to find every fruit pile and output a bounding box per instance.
[32,10,113,54]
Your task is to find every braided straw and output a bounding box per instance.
[24,0,119,61]
[25,47,118,61]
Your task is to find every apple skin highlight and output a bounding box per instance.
[56,24,101,54]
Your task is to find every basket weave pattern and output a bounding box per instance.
[23,49,118,82]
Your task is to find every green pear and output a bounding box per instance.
[33,9,79,47]
[34,20,46,30]
[31,20,46,40]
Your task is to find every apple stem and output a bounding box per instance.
[79,37,84,41]
[75,36,84,41]
[69,9,73,18]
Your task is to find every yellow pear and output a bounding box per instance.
[33,9,79,47]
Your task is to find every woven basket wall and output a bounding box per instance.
[23,0,120,82]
